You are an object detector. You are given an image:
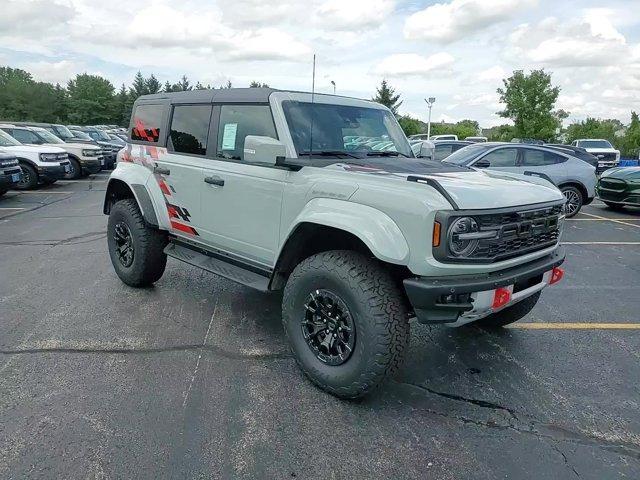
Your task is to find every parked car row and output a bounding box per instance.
[0,121,125,190]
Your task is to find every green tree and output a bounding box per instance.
[163,81,173,93]
[398,115,422,136]
[112,84,130,126]
[372,79,402,115]
[67,73,115,124]
[621,112,640,158]
[486,124,516,142]
[249,81,269,88]
[144,74,162,94]
[0,67,64,122]
[497,70,564,141]
[565,118,619,145]
[130,71,148,98]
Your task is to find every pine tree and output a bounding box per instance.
[144,74,162,94]
[372,79,402,115]
[163,81,173,93]
[130,71,148,98]
[176,75,191,92]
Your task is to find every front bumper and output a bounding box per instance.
[404,247,566,325]
[37,162,70,182]
[0,169,22,189]
[79,158,102,174]
[596,185,640,206]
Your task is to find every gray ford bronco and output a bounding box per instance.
[104,88,566,398]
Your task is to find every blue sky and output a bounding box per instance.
[1,0,639,127]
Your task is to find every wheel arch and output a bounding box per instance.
[270,199,411,290]
[104,178,159,228]
[16,156,37,169]
[558,181,588,201]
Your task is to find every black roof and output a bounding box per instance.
[138,87,278,104]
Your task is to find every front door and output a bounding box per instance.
[198,104,286,267]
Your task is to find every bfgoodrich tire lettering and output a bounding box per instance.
[475,291,541,329]
[107,199,168,287]
[282,250,410,399]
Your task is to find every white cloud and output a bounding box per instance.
[0,0,75,34]
[404,0,537,42]
[315,0,395,31]
[374,53,455,77]
[21,60,83,84]
[478,66,507,82]
[508,13,635,67]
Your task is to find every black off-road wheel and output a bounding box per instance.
[16,163,37,190]
[560,186,583,217]
[475,292,541,329]
[282,250,410,399]
[107,199,168,287]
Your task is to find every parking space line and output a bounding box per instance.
[0,207,26,211]
[14,191,74,194]
[568,218,640,221]
[512,323,640,329]
[562,241,640,245]
[579,212,640,229]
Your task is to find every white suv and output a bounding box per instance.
[104,88,566,398]
[0,125,103,179]
[0,128,71,189]
[572,139,620,170]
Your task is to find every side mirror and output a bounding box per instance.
[474,159,490,168]
[244,135,286,166]
[417,141,435,160]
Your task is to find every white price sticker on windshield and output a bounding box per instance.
[222,123,237,150]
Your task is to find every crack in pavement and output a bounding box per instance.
[0,344,292,361]
[551,443,580,477]
[398,382,640,462]
[0,231,106,246]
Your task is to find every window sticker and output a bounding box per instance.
[222,123,238,150]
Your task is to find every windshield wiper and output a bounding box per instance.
[365,151,409,157]
[298,150,362,159]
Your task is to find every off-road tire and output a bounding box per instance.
[64,157,82,179]
[603,201,625,211]
[282,250,410,399]
[16,163,37,190]
[0,189,7,197]
[560,186,583,218]
[107,199,167,287]
[475,291,541,329]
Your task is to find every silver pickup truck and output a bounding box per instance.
[103,88,566,398]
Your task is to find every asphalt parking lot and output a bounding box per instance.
[1,175,639,479]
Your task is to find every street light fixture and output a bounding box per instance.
[425,97,436,140]
[330,80,336,94]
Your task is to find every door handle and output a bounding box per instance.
[204,176,225,187]
[154,166,170,175]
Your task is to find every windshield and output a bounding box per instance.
[88,130,111,141]
[0,130,21,146]
[53,125,75,140]
[36,129,64,144]
[282,101,413,159]
[442,144,493,165]
[577,140,613,149]
[108,134,125,145]
[71,130,92,140]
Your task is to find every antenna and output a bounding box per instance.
[309,54,316,158]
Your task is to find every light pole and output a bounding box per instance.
[330,80,336,94]
[425,97,436,139]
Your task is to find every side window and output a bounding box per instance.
[216,105,277,161]
[522,149,564,166]
[434,144,453,161]
[131,104,164,143]
[12,129,41,144]
[169,105,212,156]
[480,148,518,167]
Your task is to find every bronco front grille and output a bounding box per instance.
[434,202,564,264]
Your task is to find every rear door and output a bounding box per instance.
[517,148,568,186]
[474,147,521,174]
[198,104,286,267]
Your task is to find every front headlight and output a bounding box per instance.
[448,217,481,257]
[82,149,97,156]
[39,153,58,161]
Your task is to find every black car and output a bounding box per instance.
[432,140,473,161]
[0,152,22,196]
[545,144,599,170]
[69,128,120,169]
